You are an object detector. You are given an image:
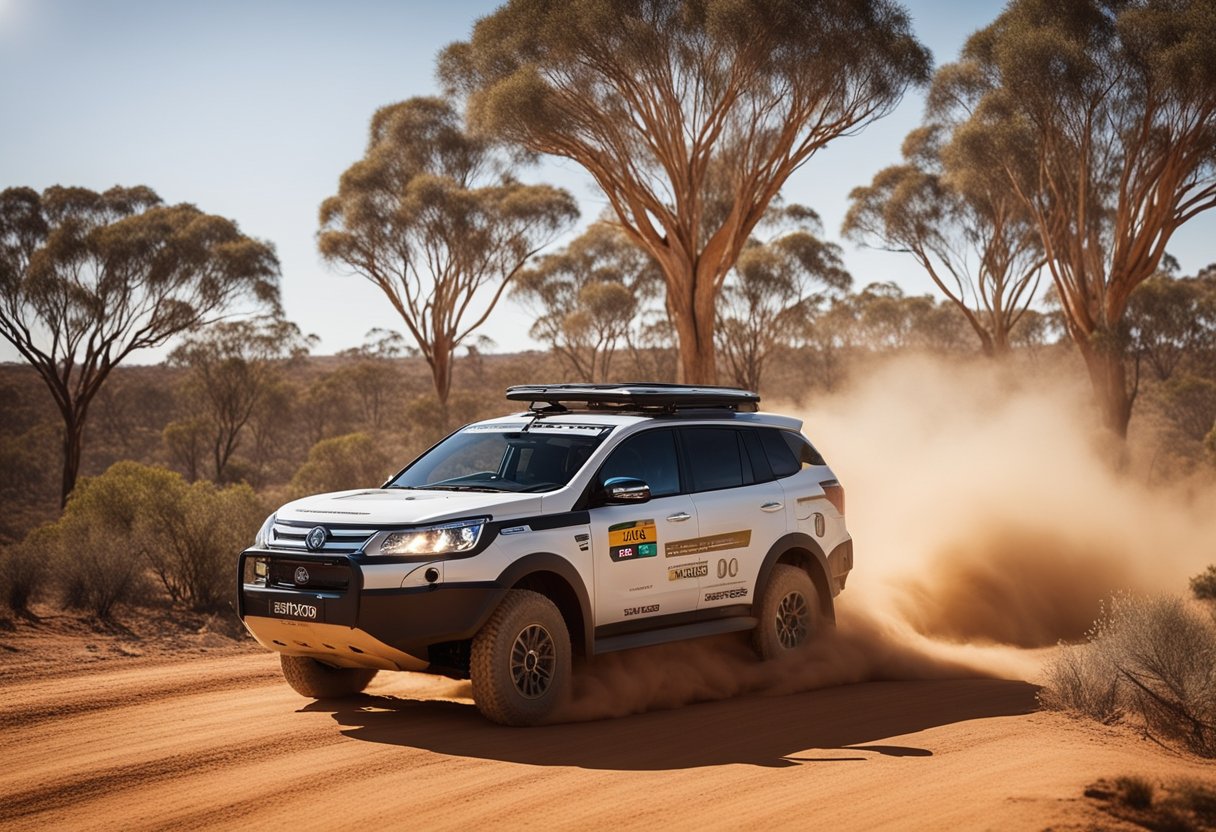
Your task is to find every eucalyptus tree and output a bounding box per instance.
[513,222,663,382]
[439,0,930,384]
[844,125,1044,356]
[717,207,852,391]
[169,318,314,483]
[930,0,1216,436]
[0,186,280,505]
[318,97,578,426]
[1126,267,1216,383]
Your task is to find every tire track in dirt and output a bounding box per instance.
[0,701,346,824]
[0,653,281,731]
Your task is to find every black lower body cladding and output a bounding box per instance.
[238,548,507,664]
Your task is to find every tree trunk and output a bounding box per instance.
[673,319,716,384]
[1078,341,1134,438]
[431,344,453,433]
[60,415,84,508]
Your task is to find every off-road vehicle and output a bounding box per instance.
[238,383,853,725]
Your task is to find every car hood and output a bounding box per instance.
[275,488,547,527]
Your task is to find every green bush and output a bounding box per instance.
[1041,595,1216,758]
[289,433,392,497]
[37,461,264,616]
[142,479,265,611]
[1,530,52,614]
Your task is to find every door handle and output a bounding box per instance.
[760,501,784,512]
[666,512,692,522]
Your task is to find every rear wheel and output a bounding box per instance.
[280,655,377,699]
[752,564,822,659]
[471,589,571,726]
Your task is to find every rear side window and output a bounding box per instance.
[781,431,827,467]
[681,427,745,492]
[759,429,800,478]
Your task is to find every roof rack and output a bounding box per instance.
[505,383,760,414]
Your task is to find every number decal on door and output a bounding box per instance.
[716,557,738,579]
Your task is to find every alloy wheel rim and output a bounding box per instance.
[510,623,556,698]
[775,591,810,649]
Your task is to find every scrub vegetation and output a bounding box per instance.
[1,0,1215,694]
[1041,594,1216,758]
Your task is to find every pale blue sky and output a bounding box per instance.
[2,0,1213,363]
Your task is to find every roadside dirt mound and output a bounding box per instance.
[0,603,257,684]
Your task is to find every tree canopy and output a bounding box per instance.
[168,318,314,483]
[930,0,1216,435]
[318,97,578,423]
[0,185,280,504]
[844,124,1044,356]
[440,0,931,383]
[717,206,852,390]
[513,221,663,382]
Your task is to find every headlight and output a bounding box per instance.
[253,513,276,548]
[365,518,487,558]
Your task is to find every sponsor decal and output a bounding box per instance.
[575,533,590,552]
[664,530,751,558]
[628,584,653,593]
[703,587,749,603]
[623,604,660,617]
[716,557,739,579]
[668,560,708,581]
[271,600,318,619]
[526,423,610,435]
[609,519,658,562]
[501,525,532,536]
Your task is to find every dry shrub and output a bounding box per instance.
[1039,641,1123,724]
[1042,595,1216,757]
[141,479,265,611]
[0,533,51,614]
[37,461,264,617]
[1192,565,1216,601]
[1114,775,1156,810]
[288,432,393,498]
[1086,776,1216,832]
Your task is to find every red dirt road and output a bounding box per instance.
[1,651,1209,831]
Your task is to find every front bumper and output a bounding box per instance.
[238,548,506,673]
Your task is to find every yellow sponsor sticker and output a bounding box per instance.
[608,519,658,562]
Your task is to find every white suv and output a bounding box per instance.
[238,384,853,725]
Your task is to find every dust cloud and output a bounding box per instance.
[555,355,1216,723]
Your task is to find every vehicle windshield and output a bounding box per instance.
[386,423,612,493]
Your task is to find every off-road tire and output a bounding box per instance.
[280,655,378,699]
[752,564,822,659]
[470,589,571,726]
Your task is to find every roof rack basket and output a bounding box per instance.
[505,383,760,414]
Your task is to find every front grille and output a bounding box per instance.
[268,520,374,554]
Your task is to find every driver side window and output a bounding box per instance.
[599,429,681,497]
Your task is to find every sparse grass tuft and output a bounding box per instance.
[1086,777,1216,832]
[1114,775,1155,810]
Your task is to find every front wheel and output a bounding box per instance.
[471,590,571,726]
[280,655,378,699]
[752,564,823,659]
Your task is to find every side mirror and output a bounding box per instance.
[601,476,651,504]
